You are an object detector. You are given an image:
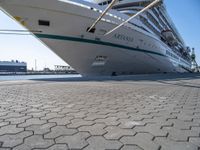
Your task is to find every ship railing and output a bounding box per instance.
[87,0,161,35]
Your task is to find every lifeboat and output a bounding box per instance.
[161,29,178,46]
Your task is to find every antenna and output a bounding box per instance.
[35,59,37,71]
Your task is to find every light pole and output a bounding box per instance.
[35,59,37,71]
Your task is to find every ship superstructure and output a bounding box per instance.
[97,0,191,61]
[0,0,192,76]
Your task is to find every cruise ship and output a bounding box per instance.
[0,0,192,76]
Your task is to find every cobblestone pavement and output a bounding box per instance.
[0,74,200,150]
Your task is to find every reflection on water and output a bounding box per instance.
[0,74,81,81]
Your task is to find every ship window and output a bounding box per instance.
[38,20,50,26]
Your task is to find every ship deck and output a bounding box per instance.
[0,73,200,150]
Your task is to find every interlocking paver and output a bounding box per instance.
[0,125,24,135]
[128,113,153,121]
[120,145,143,150]
[44,126,77,139]
[26,123,56,135]
[0,131,32,148]
[193,118,200,124]
[58,108,79,115]
[44,144,69,150]
[106,111,130,119]
[18,118,47,127]
[166,119,200,130]
[134,123,168,137]
[67,111,88,119]
[0,148,11,150]
[21,108,42,114]
[13,135,54,150]
[120,133,160,150]
[41,112,65,120]
[0,122,9,128]
[84,136,123,150]
[84,114,107,121]
[162,127,199,142]
[0,112,25,120]
[189,137,200,147]
[0,74,200,149]
[48,116,73,125]
[56,132,90,149]
[95,117,120,126]
[78,123,107,135]
[154,137,198,150]
[5,115,32,125]
[26,111,49,118]
[191,126,200,132]
[67,118,94,128]
[118,118,146,129]
[104,126,136,140]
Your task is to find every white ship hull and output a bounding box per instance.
[0,0,191,76]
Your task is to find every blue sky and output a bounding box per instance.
[0,0,199,70]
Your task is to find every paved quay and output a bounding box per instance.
[0,73,200,150]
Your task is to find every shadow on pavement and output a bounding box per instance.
[31,73,200,84]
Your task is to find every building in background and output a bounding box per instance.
[55,65,77,74]
[0,60,27,73]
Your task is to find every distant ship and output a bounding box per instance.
[0,60,27,73]
[0,0,192,76]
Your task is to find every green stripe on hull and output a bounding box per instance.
[35,33,166,57]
